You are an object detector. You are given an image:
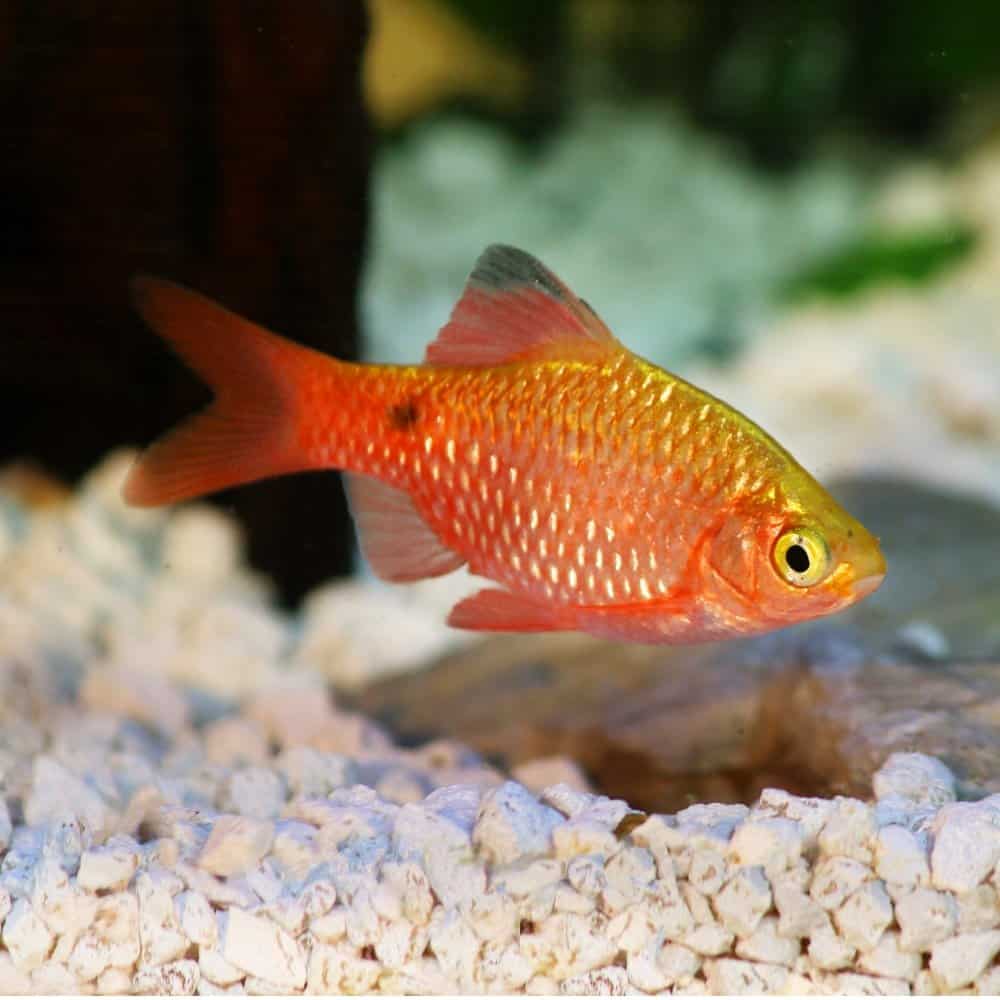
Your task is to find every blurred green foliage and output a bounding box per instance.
[437,0,563,54]
[438,0,1000,165]
[780,224,977,301]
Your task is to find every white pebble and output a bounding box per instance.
[772,873,827,938]
[835,880,893,951]
[30,961,83,995]
[929,929,1000,991]
[162,505,242,584]
[559,964,629,995]
[2,899,54,972]
[472,782,564,866]
[956,884,1000,933]
[810,856,870,910]
[895,887,958,952]
[602,846,656,909]
[220,908,306,991]
[704,957,787,994]
[310,906,348,943]
[676,802,749,840]
[198,816,275,877]
[680,922,735,957]
[462,891,518,943]
[681,881,715,925]
[626,947,669,993]
[735,915,800,967]
[77,839,140,892]
[32,856,98,937]
[873,752,957,806]
[25,755,114,840]
[137,868,188,952]
[728,817,803,877]
[858,929,922,982]
[81,665,189,736]
[551,820,618,860]
[394,802,487,907]
[713,866,772,937]
[382,861,433,926]
[220,768,286,821]
[204,718,269,767]
[97,966,134,994]
[428,908,480,991]
[68,892,140,980]
[976,963,1000,995]
[827,971,912,995]
[177,891,217,948]
[657,942,701,986]
[0,951,32,994]
[200,948,244,987]
[931,801,1000,893]
[873,824,929,888]
[554,884,593,915]
[688,847,727,895]
[755,789,833,849]
[807,915,857,971]
[133,958,200,995]
[818,798,877,864]
[275,746,356,798]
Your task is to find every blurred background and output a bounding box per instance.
[3,0,1000,604]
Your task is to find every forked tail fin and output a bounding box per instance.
[124,277,327,507]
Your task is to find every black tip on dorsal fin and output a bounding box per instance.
[425,245,622,368]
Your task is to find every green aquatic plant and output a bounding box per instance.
[781,223,977,302]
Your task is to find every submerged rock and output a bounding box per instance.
[357,476,1000,810]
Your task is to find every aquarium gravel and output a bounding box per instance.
[0,454,998,994]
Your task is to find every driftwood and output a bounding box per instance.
[355,478,1000,811]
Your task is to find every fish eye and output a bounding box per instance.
[772,527,831,588]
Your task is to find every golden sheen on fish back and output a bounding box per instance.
[125,245,886,642]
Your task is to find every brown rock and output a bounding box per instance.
[354,478,1000,810]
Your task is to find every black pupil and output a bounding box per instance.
[785,543,811,574]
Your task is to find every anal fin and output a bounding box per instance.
[345,473,464,582]
[447,588,574,633]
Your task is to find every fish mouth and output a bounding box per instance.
[850,572,885,600]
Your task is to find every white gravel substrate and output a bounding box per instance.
[2,454,1000,994]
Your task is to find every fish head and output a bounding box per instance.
[704,474,886,630]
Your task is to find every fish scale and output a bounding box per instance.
[124,243,885,643]
[313,358,779,609]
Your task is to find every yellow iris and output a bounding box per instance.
[773,527,832,588]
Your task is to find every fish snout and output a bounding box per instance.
[849,543,887,601]
[851,572,885,600]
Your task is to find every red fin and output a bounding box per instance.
[447,588,574,633]
[124,277,326,507]
[426,245,622,367]
[344,474,465,582]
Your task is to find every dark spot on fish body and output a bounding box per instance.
[388,399,420,430]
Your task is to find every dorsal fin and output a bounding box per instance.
[425,245,623,368]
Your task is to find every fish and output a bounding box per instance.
[125,244,886,643]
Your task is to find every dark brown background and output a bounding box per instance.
[0,1,371,603]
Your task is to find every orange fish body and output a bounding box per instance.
[127,245,886,642]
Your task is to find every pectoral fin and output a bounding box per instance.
[447,588,575,633]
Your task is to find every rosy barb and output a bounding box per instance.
[125,245,885,642]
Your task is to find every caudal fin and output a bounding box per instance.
[124,277,325,507]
